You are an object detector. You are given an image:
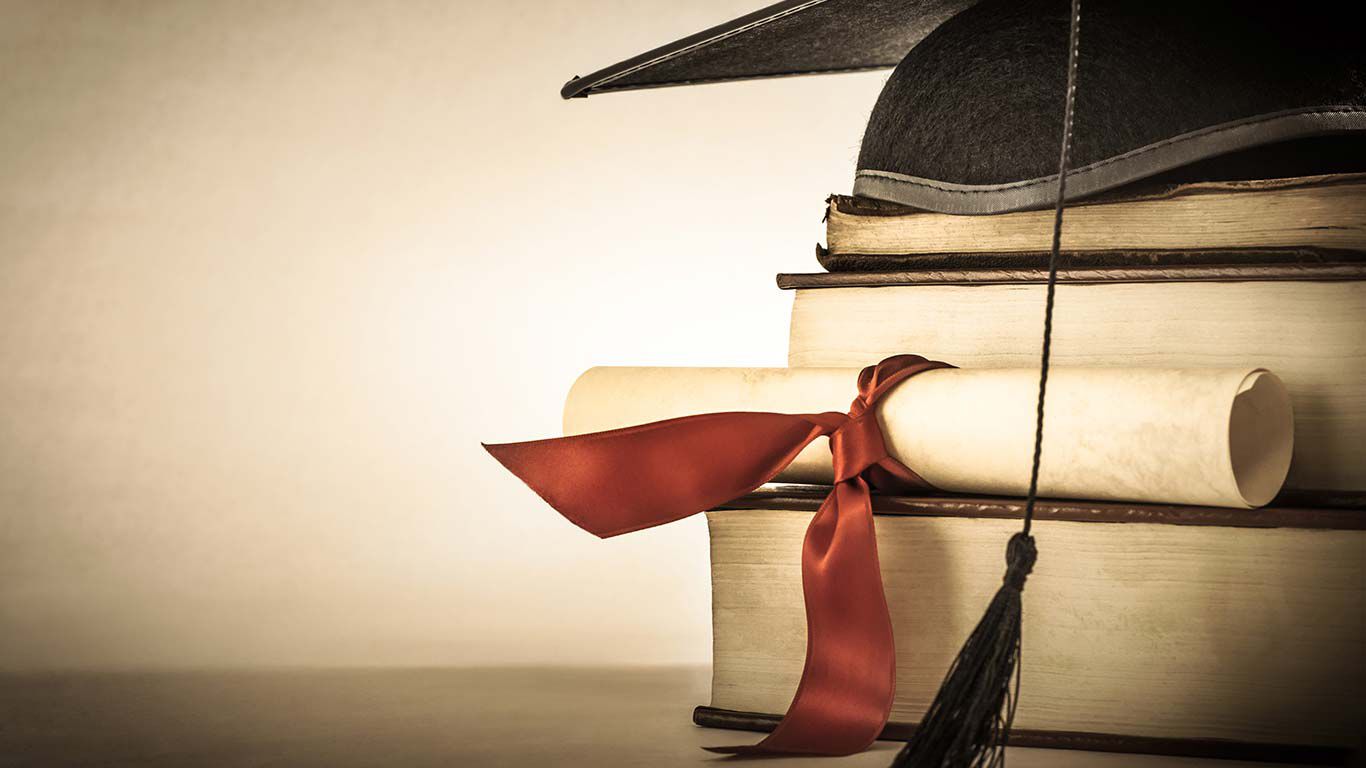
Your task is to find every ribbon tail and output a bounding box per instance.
[707,477,897,756]
[484,411,838,538]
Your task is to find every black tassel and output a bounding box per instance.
[890,533,1036,768]
[890,1,1080,765]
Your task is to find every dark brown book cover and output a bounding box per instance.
[717,485,1366,521]
[692,706,1356,765]
[814,246,1366,275]
[781,259,1366,288]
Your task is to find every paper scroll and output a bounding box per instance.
[564,366,1294,509]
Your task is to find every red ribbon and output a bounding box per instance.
[484,354,953,756]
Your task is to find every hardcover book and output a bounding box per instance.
[818,173,1366,272]
[699,488,1366,763]
[781,264,1366,501]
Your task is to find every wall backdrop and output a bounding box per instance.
[0,0,885,669]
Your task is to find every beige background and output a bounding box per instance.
[0,1,884,669]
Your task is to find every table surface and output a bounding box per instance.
[0,666,1317,767]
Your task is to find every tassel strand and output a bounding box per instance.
[890,1,1081,765]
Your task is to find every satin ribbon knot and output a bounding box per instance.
[484,354,954,756]
[830,410,888,483]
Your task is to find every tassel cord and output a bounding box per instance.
[1024,0,1083,537]
[891,2,1081,766]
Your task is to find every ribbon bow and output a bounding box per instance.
[484,354,953,756]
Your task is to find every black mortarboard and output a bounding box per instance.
[563,0,1366,213]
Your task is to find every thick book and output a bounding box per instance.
[819,173,1366,272]
[779,264,1366,503]
[699,488,1366,764]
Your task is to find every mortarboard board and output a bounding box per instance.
[563,0,1365,213]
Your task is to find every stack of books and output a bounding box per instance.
[695,172,1366,762]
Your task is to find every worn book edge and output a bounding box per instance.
[717,485,1366,522]
[778,261,1366,289]
[692,707,1355,765]
[826,172,1366,218]
[813,246,1366,274]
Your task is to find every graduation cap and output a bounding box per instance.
[553,1,1362,765]
[563,0,1365,214]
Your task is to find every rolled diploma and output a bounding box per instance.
[564,366,1293,509]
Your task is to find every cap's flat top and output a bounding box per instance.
[561,0,1366,214]
[562,0,975,98]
